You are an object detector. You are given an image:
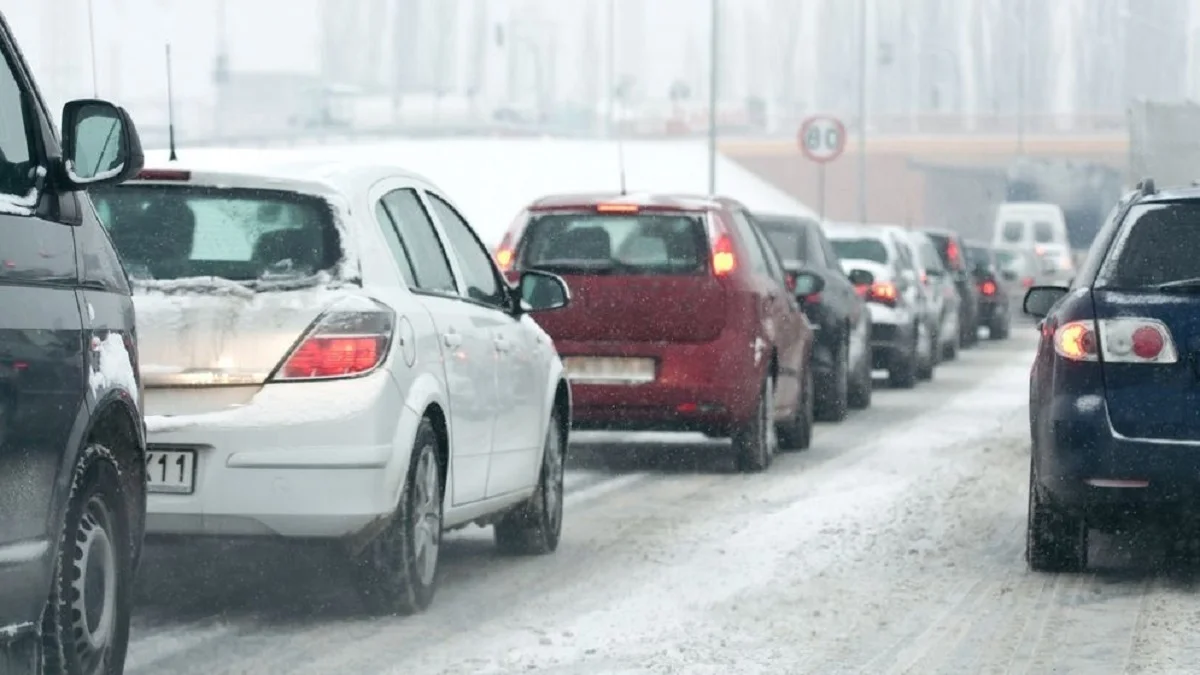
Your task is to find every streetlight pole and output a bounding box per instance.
[857,0,868,223]
[707,0,719,194]
[1016,0,1028,155]
[605,0,616,138]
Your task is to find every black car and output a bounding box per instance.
[0,11,148,674]
[923,229,981,349]
[964,242,1011,340]
[1025,178,1200,571]
[754,213,873,419]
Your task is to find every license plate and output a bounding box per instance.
[146,448,196,494]
[564,357,655,384]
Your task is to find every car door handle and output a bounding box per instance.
[442,332,463,348]
[494,335,512,353]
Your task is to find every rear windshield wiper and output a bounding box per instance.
[529,260,618,275]
[1149,277,1200,292]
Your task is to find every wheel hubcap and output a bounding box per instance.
[411,444,441,586]
[70,496,117,675]
[543,422,564,530]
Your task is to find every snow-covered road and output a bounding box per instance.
[122,325,1196,674]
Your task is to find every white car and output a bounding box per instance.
[88,158,573,614]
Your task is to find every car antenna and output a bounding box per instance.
[165,43,178,162]
[616,133,627,195]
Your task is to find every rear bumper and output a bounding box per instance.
[557,327,763,435]
[0,539,51,634]
[144,370,413,540]
[867,306,914,366]
[1036,392,1200,509]
[977,298,1007,323]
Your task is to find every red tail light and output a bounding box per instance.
[980,280,997,296]
[946,239,962,268]
[867,281,898,305]
[495,247,514,272]
[710,215,737,276]
[1096,317,1178,364]
[135,168,191,181]
[271,298,395,381]
[854,284,869,298]
[1021,276,1034,288]
[1054,321,1097,362]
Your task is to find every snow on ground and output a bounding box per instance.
[122,327,1200,674]
[141,139,817,245]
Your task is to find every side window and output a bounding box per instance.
[749,223,786,283]
[425,192,507,307]
[729,211,770,274]
[923,241,945,272]
[807,226,832,268]
[818,231,844,275]
[380,188,457,294]
[373,201,417,287]
[0,47,35,198]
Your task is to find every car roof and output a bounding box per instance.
[921,228,961,239]
[1139,185,1200,203]
[825,223,885,239]
[525,191,742,213]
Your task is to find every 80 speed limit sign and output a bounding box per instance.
[798,116,847,163]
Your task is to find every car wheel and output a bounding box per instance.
[734,374,779,471]
[888,329,918,389]
[495,408,566,555]
[41,444,133,675]
[779,365,814,451]
[942,325,960,361]
[847,344,872,410]
[352,417,442,615]
[917,324,936,381]
[814,337,849,422]
[1026,464,1088,572]
[991,316,1011,340]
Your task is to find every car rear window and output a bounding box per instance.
[758,221,809,264]
[1001,221,1024,242]
[1107,203,1200,287]
[830,237,888,264]
[519,212,707,275]
[1033,221,1055,243]
[91,185,341,283]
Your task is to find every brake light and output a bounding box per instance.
[1054,321,1097,361]
[596,203,639,213]
[495,247,514,272]
[271,298,395,381]
[712,235,735,276]
[867,281,898,305]
[946,239,961,268]
[1022,276,1034,288]
[135,168,191,181]
[854,284,868,298]
[1097,318,1178,364]
[980,280,997,296]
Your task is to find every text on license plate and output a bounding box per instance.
[563,357,655,384]
[146,449,196,494]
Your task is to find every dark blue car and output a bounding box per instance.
[1025,178,1200,572]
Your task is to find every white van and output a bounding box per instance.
[991,202,1073,283]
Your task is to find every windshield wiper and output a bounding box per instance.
[1151,277,1200,292]
[530,260,616,275]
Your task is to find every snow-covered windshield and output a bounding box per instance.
[91,185,341,283]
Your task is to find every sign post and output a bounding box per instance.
[798,115,847,221]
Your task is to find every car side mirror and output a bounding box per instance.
[1023,285,1068,319]
[793,271,825,300]
[847,268,874,287]
[517,270,571,313]
[60,99,145,189]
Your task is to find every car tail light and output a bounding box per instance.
[270,298,396,381]
[1054,321,1098,361]
[709,215,736,276]
[135,168,191,181]
[867,281,898,306]
[946,239,962,269]
[596,203,639,214]
[979,280,997,296]
[1097,318,1178,364]
[495,246,514,272]
[1022,276,1034,288]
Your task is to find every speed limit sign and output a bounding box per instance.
[798,116,847,163]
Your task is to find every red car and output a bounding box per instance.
[495,192,819,471]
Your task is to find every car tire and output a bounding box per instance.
[991,316,1010,340]
[961,314,979,348]
[888,329,918,389]
[352,417,443,616]
[40,444,133,675]
[847,345,872,410]
[494,408,566,555]
[734,374,779,470]
[917,325,936,381]
[1026,464,1088,573]
[942,327,960,361]
[814,337,849,423]
[779,366,814,451]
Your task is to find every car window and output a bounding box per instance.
[818,232,843,274]
[730,210,770,275]
[1033,220,1055,243]
[920,239,945,272]
[380,188,457,294]
[520,210,706,275]
[1001,220,1025,243]
[756,219,809,264]
[373,201,418,287]
[0,47,35,199]
[1106,203,1200,287]
[425,191,507,307]
[830,237,888,264]
[748,223,786,283]
[91,185,340,282]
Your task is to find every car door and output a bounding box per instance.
[423,190,542,499]
[0,40,89,627]
[376,186,496,506]
[730,209,804,407]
